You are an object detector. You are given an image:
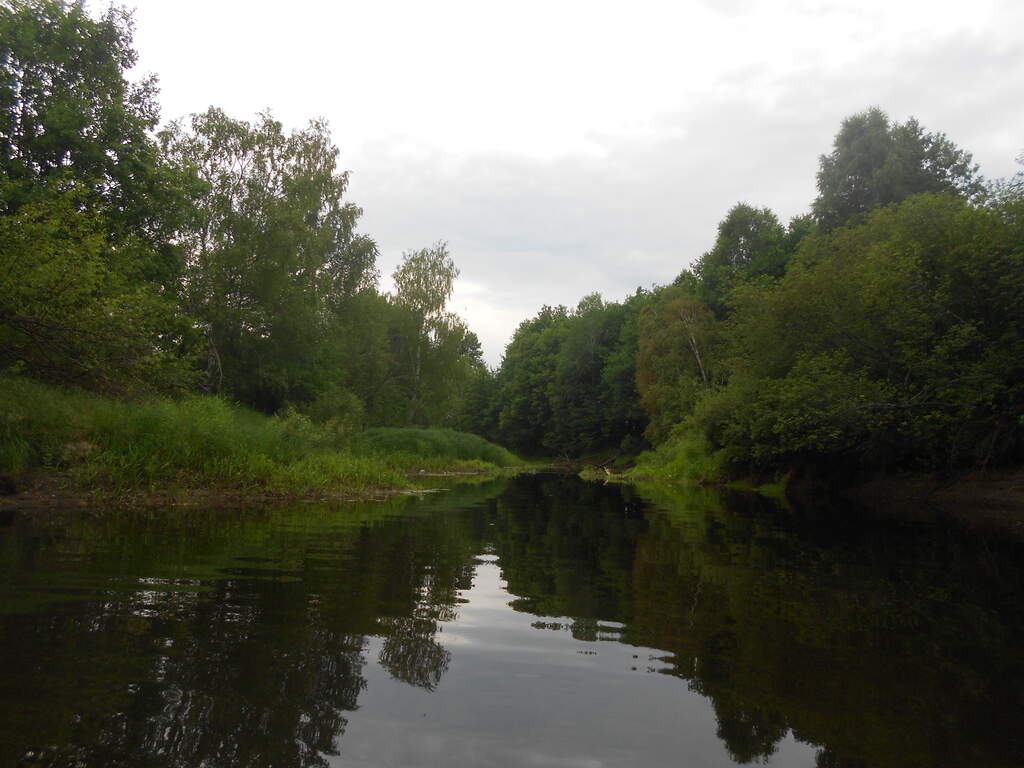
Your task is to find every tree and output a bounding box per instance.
[636,285,718,443]
[545,294,618,456]
[0,0,196,390]
[692,203,789,314]
[697,193,1024,471]
[986,151,1024,206]
[161,108,377,411]
[490,292,649,458]
[453,366,501,440]
[812,107,981,231]
[0,183,196,390]
[0,0,191,286]
[596,289,650,454]
[496,306,568,455]
[390,242,466,424]
[392,242,458,323]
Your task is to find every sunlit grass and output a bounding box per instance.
[628,428,727,486]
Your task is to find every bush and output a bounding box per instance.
[630,425,726,485]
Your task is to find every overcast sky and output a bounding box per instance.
[125,0,1023,366]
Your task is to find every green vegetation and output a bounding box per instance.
[350,427,518,468]
[1,0,487,426]
[483,293,649,459]
[2,1,1021,497]
[0,376,515,495]
[627,429,725,486]
[462,111,1024,488]
[0,0,516,497]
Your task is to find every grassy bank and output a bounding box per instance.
[580,430,789,499]
[349,427,518,469]
[601,430,1024,528]
[0,376,519,499]
[624,431,727,486]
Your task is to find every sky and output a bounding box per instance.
[124,0,1024,366]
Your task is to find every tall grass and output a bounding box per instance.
[0,377,516,494]
[348,427,520,468]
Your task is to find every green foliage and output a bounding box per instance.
[493,294,650,458]
[392,241,458,321]
[4,21,1020,497]
[0,183,197,391]
[293,383,366,442]
[160,107,377,412]
[317,288,405,427]
[629,425,727,485]
[619,113,1020,481]
[0,2,529,487]
[636,285,718,443]
[692,203,791,313]
[0,375,516,492]
[452,366,502,439]
[387,242,484,426]
[0,1,197,392]
[597,290,650,452]
[631,203,812,449]
[813,107,982,231]
[348,427,519,468]
[495,305,567,454]
[695,192,1024,471]
[0,0,192,275]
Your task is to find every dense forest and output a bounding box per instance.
[2,1,1023,489]
[466,106,1024,482]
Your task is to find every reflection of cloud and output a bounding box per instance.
[335,560,790,767]
[332,734,607,768]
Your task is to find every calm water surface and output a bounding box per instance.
[1,475,1022,767]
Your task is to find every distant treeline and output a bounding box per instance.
[1,1,484,437]
[460,110,1024,478]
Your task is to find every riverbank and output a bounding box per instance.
[828,469,1024,537]
[0,376,520,510]
[580,441,1024,538]
[0,470,517,515]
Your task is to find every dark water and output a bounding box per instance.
[1,475,1023,767]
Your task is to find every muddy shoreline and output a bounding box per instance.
[0,470,503,515]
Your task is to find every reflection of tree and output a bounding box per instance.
[377,616,451,691]
[489,476,1024,768]
[5,476,1024,767]
[712,695,788,765]
[815,747,867,768]
[0,484,503,767]
[490,476,646,622]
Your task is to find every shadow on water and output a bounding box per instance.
[0,474,1022,767]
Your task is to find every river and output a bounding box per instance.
[1,474,1022,767]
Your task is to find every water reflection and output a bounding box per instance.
[0,476,1022,767]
